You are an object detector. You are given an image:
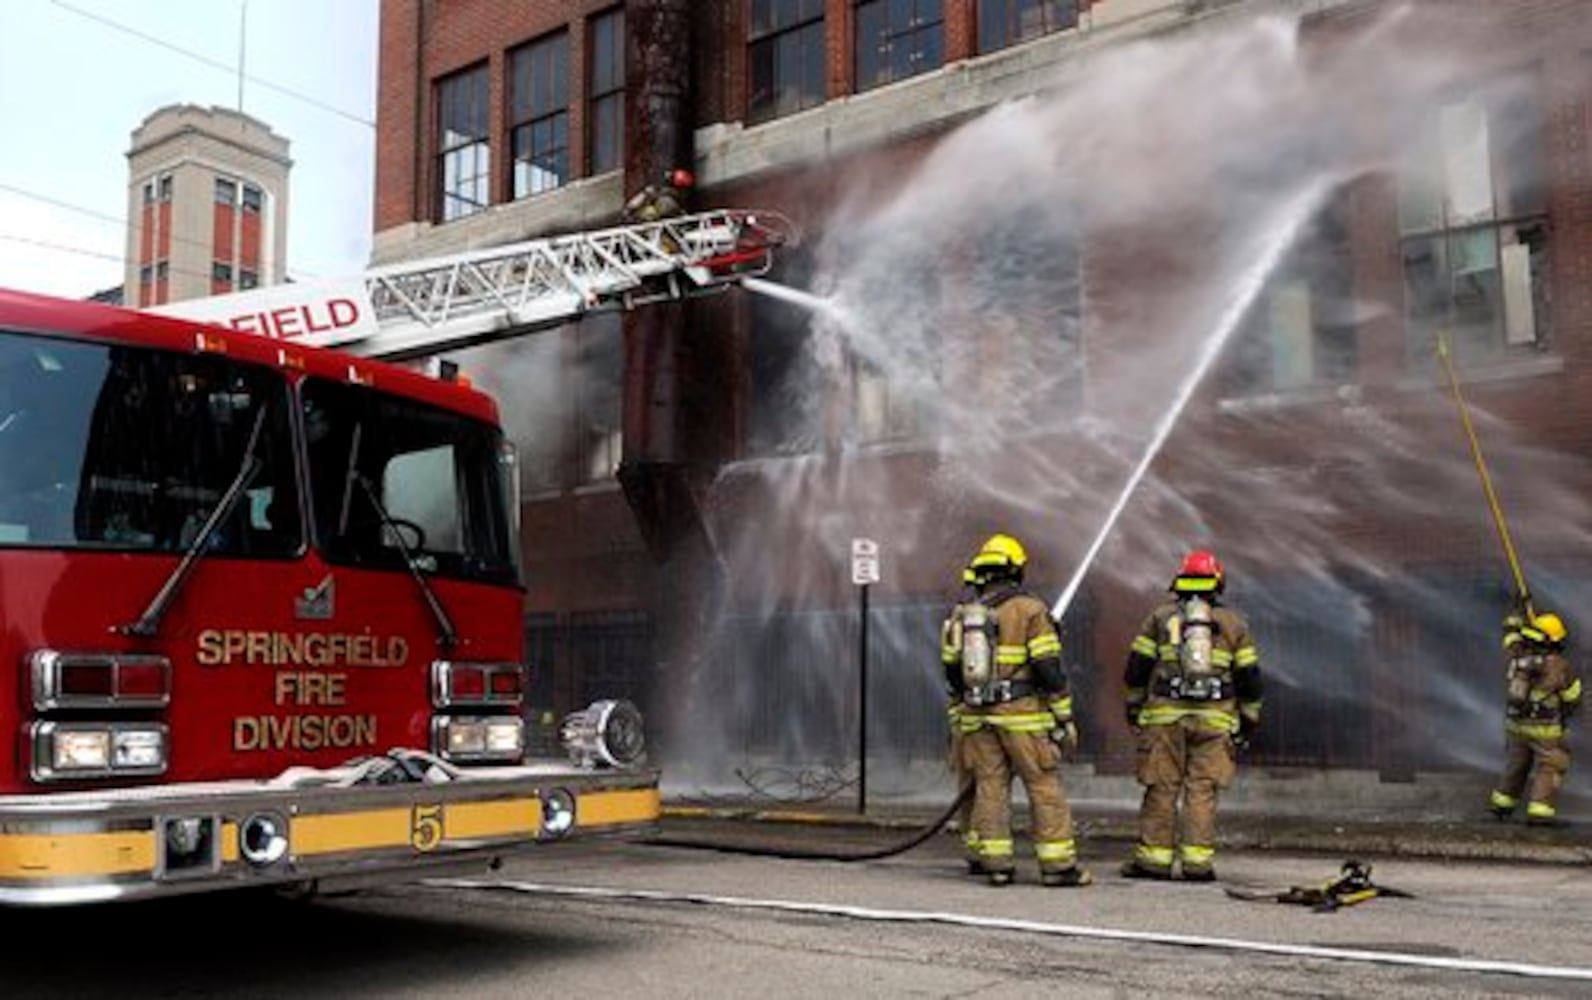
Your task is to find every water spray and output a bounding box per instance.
[1050,182,1331,622]
[741,277,853,328]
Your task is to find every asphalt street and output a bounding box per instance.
[3,819,1590,998]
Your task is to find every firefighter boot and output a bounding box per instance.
[1488,790,1517,821]
[1041,866,1094,888]
[1180,866,1217,882]
[1120,859,1173,880]
[987,868,1015,887]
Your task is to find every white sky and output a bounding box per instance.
[0,0,378,300]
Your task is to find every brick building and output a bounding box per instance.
[373,0,1592,795]
[124,105,291,306]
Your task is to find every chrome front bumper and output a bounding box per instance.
[0,763,659,905]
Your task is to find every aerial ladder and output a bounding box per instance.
[153,209,794,362]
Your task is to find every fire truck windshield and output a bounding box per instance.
[0,330,301,556]
[301,377,520,587]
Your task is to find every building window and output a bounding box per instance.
[154,261,169,281]
[239,269,259,290]
[510,33,570,199]
[589,8,625,176]
[1397,73,1547,363]
[576,315,622,483]
[241,184,262,213]
[978,0,1077,53]
[143,181,156,205]
[157,175,174,202]
[436,63,491,221]
[212,262,234,283]
[214,178,237,205]
[855,0,943,91]
[139,264,153,285]
[748,0,826,123]
[1237,198,1356,392]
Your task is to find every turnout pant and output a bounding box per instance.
[965,726,1077,874]
[1133,717,1235,873]
[1493,734,1571,819]
[949,727,978,861]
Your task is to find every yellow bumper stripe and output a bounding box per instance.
[0,830,155,880]
[446,799,541,841]
[577,787,661,827]
[295,808,413,856]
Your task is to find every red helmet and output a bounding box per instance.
[667,167,696,189]
[1172,550,1224,593]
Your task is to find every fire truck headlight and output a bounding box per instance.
[431,715,525,763]
[485,719,525,755]
[541,788,576,838]
[114,729,166,769]
[53,730,110,771]
[30,722,168,781]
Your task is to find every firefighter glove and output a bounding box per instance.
[1051,720,1079,755]
[1235,715,1258,749]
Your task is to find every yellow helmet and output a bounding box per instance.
[1523,612,1568,645]
[964,533,1028,583]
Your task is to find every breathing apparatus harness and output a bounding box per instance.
[1153,593,1230,703]
[947,580,1039,707]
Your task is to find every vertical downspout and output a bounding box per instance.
[618,0,716,759]
[412,0,428,223]
[618,0,696,560]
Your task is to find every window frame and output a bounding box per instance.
[854,0,944,92]
[588,7,625,177]
[435,62,492,222]
[509,31,572,201]
[747,0,827,124]
[1395,71,1549,365]
[976,0,1078,55]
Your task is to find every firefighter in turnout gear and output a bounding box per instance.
[622,168,694,224]
[941,534,1090,888]
[1489,612,1582,824]
[1121,550,1262,881]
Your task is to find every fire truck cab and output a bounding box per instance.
[0,288,658,905]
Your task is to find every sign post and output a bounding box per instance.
[850,538,880,815]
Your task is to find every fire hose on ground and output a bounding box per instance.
[642,783,973,862]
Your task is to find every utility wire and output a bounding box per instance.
[0,181,324,280]
[50,0,376,129]
[1,233,229,288]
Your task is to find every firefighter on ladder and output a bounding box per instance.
[622,168,695,224]
[1490,611,1582,824]
[941,534,1090,887]
[1121,550,1263,881]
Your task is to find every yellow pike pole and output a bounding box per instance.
[1435,334,1534,617]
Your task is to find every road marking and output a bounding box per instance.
[431,878,1592,983]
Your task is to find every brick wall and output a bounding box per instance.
[377,0,1111,232]
[375,0,622,231]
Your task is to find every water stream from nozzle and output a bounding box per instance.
[1049,183,1330,622]
[741,277,853,327]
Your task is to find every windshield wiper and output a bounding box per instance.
[354,472,458,650]
[121,406,268,638]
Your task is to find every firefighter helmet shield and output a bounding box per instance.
[1522,612,1568,645]
[966,533,1028,583]
[667,168,696,189]
[1173,549,1224,593]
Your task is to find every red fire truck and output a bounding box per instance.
[0,210,788,905]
